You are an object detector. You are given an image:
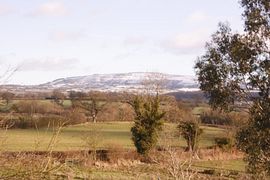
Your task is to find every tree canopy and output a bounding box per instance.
[195,0,270,175]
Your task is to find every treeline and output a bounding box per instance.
[0,90,191,128]
[166,91,206,101]
[0,90,248,131]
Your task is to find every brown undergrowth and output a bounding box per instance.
[0,147,245,179]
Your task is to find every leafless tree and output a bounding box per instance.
[141,72,167,95]
[0,91,15,105]
[81,124,103,162]
[51,89,66,106]
[158,130,199,180]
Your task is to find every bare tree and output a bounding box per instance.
[141,72,167,95]
[68,91,108,123]
[159,130,199,180]
[1,91,15,105]
[81,124,103,162]
[51,89,66,106]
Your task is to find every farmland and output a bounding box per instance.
[0,94,250,179]
[0,122,246,179]
[1,122,227,151]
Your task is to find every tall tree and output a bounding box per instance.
[195,0,270,175]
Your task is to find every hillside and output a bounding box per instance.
[1,72,199,93]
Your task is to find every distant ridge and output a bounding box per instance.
[1,72,199,93]
[38,72,199,92]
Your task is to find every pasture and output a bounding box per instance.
[1,122,227,151]
[0,100,247,178]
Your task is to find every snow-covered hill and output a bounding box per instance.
[38,72,199,92]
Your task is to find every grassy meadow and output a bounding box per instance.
[0,99,248,179]
[1,122,227,151]
[0,121,246,178]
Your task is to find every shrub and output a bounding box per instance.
[214,137,235,151]
[178,120,203,153]
[97,102,134,122]
[105,143,127,163]
[36,115,66,128]
[16,116,34,129]
[130,94,165,156]
[97,103,119,122]
[200,110,232,125]
[64,109,87,125]
[3,116,35,129]
[202,169,216,175]
[200,110,248,127]
[14,100,63,115]
[2,114,67,129]
[117,103,134,121]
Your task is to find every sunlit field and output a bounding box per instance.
[1,122,226,151]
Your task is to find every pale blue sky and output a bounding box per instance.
[0,0,243,85]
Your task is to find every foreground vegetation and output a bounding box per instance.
[0,156,247,179]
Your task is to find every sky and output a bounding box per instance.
[0,0,244,85]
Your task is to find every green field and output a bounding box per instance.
[0,122,247,178]
[0,122,227,151]
[194,159,246,172]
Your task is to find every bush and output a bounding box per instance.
[97,103,119,122]
[200,110,232,125]
[200,110,248,126]
[214,137,235,151]
[14,100,63,115]
[64,109,87,125]
[3,116,35,129]
[130,95,165,156]
[97,103,134,122]
[178,120,203,153]
[16,116,34,129]
[3,109,88,129]
[105,143,127,163]
[36,115,66,128]
[0,105,12,113]
[202,169,216,175]
[3,115,67,129]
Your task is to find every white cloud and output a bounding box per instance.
[123,36,147,46]
[0,3,13,15]
[32,2,69,16]
[187,11,209,22]
[0,53,17,65]
[161,30,210,54]
[114,51,134,61]
[19,58,79,71]
[50,31,86,41]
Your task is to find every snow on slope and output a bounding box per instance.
[38,72,199,92]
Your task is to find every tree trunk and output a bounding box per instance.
[92,115,97,123]
[188,137,192,152]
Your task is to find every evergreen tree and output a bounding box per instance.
[130,94,165,155]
